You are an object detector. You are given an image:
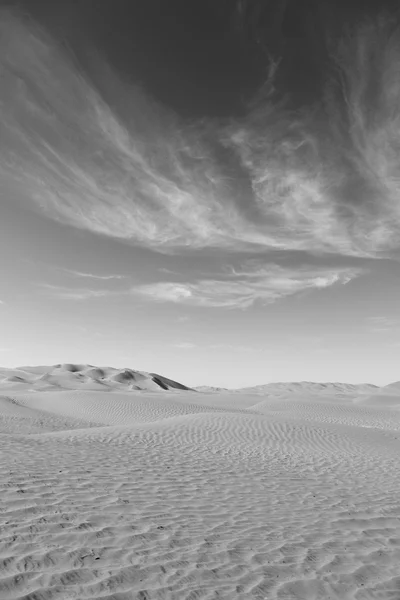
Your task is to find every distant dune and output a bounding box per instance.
[235,381,380,394]
[0,364,193,393]
[0,365,389,398]
[194,385,230,393]
[196,380,380,396]
[379,380,400,394]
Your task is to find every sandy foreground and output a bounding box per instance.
[1,366,400,599]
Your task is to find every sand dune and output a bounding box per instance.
[0,364,192,393]
[1,367,400,598]
[378,381,400,394]
[203,381,381,396]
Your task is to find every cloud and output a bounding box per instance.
[133,264,362,309]
[1,9,400,259]
[40,261,361,308]
[229,15,400,257]
[39,284,117,300]
[366,315,400,333]
[173,342,197,349]
[228,10,400,256]
[0,10,247,251]
[208,343,256,352]
[177,315,190,323]
[172,342,256,351]
[62,269,126,280]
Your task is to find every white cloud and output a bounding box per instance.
[1,10,400,258]
[133,264,363,309]
[173,342,197,349]
[208,343,256,352]
[177,315,190,322]
[39,284,117,300]
[63,269,126,280]
[39,262,360,308]
[366,316,400,333]
[137,284,193,303]
[172,342,256,351]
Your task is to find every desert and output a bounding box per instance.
[1,364,400,599]
[3,1,400,598]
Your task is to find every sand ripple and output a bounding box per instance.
[1,389,400,599]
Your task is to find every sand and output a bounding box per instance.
[1,366,400,599]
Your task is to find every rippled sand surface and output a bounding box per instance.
[1,377,400,599]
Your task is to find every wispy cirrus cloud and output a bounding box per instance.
[208,343,257,352]
[39,284,118,301]
[1,9,400,258]
[177,315,190,323]
[173,342,197,350]
[62,269,127,280]
[366,315,400,333]
[38,262,363,308]
[172,342,256,351]
[133,264,363,309]
[0,10,246,251]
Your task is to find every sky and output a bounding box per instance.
[1,0,400,388]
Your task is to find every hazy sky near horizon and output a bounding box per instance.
[1,0,400,387]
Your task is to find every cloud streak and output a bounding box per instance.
[0,10,252,251]
[224,16,400,257]
[133,264,362,309]
[172,342,256,351]
[39,284,117,301]
[62,269,127,280]
[173,342,197,350]
[366,315,400,333]
[38,262,362,309]
[1,9,400,259]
